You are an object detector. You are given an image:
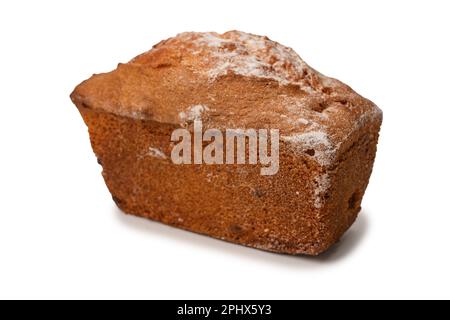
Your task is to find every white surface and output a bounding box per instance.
[0,0,449,300]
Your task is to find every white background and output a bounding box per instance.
[1,0,449,300]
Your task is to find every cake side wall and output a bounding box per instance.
[77,106,337,255]
[317,111,382,252]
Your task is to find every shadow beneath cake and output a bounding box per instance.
[114,205,369,268]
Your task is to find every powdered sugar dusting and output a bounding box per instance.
[281,130,335,166]
[314,173,331,208]
[175,31,330,92]
[147,147,167,159]
[179,105,210,122]
[281,131,331,147]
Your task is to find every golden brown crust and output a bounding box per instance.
[71,31,382,255]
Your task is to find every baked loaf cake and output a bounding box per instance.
[71,31,382,255]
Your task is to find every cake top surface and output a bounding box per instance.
[71,31,382,166]
[164,31,323,89]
